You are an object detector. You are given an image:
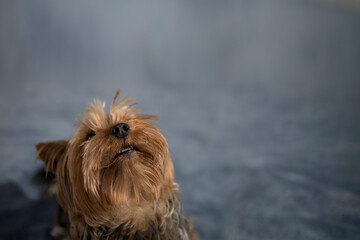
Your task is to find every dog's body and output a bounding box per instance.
[35,90,196,240]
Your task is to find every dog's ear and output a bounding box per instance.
[35,140,68,173]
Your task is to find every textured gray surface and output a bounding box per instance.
[1,0,360,239]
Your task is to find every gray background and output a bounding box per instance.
[0,0,360,239]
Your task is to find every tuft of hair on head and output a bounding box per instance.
[110,89,159,121]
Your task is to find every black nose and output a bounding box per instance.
[111,123,130,139]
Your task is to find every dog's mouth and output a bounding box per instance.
[113,146,135,160]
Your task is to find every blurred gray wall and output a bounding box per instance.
[0,0,360,239]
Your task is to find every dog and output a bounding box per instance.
[35,90,197,240]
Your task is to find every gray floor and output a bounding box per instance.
[1,0,360,239]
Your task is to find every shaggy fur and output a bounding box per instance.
[35,90,197,240]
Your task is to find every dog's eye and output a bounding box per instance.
[86,131,96,141]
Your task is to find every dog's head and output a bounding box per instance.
[36,90,176,227]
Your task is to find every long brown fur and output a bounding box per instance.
[35,90,197,240]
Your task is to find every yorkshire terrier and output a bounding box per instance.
[35,90,197,240]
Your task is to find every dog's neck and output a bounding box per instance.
[65,191,191,240]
